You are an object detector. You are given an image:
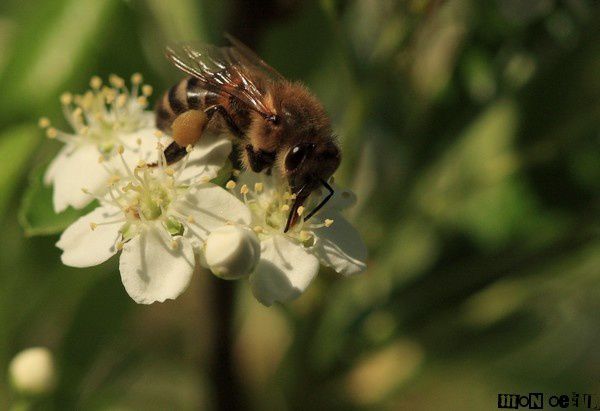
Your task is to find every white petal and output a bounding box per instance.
[44,145,71,186]
[119,127,163,165]
[249,235,319,306]
[174,184,251,243]
[56,205,122,267]
[325,183,357,211]
[51,143,110,212]
[312,212,367,276]
[119,227,195,304]
[177,132,232,183]
[205,225,260,280]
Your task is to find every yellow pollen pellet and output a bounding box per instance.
[240,184,249,194]
[324,219,334,227]
[225,180,236,190]
[164,167,175,176]
[90,222,98,231]
[280,204,290,212]
[131,73,143,85]
[90,76,102,89]
[137,96,148,106]
[297,206,305,216]
[38,117,50,128]
[142,85,153,96]
[116,241,124,250]
[46,128,58,139]
[254,182,263,192]
[117,145,124,154]
[60,92,73,105]
[253,226,263,233]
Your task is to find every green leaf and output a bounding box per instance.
[0,124,39,219]
[19,161,95,237]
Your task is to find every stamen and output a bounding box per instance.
[38,117,50,128]
[60,92,73,105]
[90,222,98,231]
[171,239,179,249]
[187,215,195,224]
[253,226,263,233]
[153,130,163,138]
[46,128,58,139]
[226,180,236,190]
[116,241,124,250]
[136,96,148,106]
[297,206,305,216]
[232,169,241,177]
[325,219,334,227]
[240,184,249,194]
[90,76,102,90]
[164,167,175,176]
[254,182,263,193]
[280,204,290,212]
[131,73,143,85]
[109,74,125,88]
[142,85,153,96]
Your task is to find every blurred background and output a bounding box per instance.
[1,0,599,409]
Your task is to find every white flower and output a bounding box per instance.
[205,225,261,280]
[56,138,251,304]
[228,172,367,306]
[8,347,57,396]
[41,74,160,213]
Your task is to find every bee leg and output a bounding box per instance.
[164,141,188,164]
[245,144,275,172]
[205,105,243,139]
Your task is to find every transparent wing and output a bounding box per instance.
[165,40,282,116]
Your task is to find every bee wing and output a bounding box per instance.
[165,41,280,117]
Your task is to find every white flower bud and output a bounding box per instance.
[8,347,57,395]
[205,225,260,280]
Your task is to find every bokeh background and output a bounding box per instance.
[1,0,599,409]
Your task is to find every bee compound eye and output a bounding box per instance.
[285,143,313,171]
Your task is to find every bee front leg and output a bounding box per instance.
[245,144,275,172]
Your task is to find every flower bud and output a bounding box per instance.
[205,225,260,280]
[8,347,57,396]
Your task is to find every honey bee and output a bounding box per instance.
[155,35,341,232]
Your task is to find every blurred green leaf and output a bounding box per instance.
[19,162,93,237]
[0,124,39,219]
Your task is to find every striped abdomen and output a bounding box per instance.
[155,76,219,133]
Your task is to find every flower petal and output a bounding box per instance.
[44,145,71,186]
[174,184,251,243]
[56,205,122,267]
[119,127,163,165]
[249,235,319,306]
[50,143,110,212]
[312,212,367,276]
[177,132,232,183]
[119,227,195,304]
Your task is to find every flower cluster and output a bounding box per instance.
[43,75,367,305]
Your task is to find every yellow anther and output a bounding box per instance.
[103,88,116,103]
[164,167,175,176]
[109,74,125,88]
[137,160,147,168]
[299,230,312,241]
[117,145,124,154]
[240,184,249,194]
[254,182,263,192]
[46,128,58,139]
[253,225,263,233]
[136,137,142,145]
[116,241,124,250]
[137,96,148,106]
[324,219,334,227]
[38,117,50,128]
[280,204,290,212]
[142,85,153,96]
[116,94,127,108]
[72,107,83,118]
[90,76,102,90]
[232,169,241,177]
[226,180,236,190]
[90,222,98,231]
[200,175,211,183]
[186,144,193,153]
[108,175,121,185]
[81,188,90,194]
[81,91,94,109]
[297,206,305,216]
[131,73,143,85]
[98,155,105,163]
[153,130,163,138]
[187,215,195,223]
[171,239,179,249]
[60,92,73,105]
